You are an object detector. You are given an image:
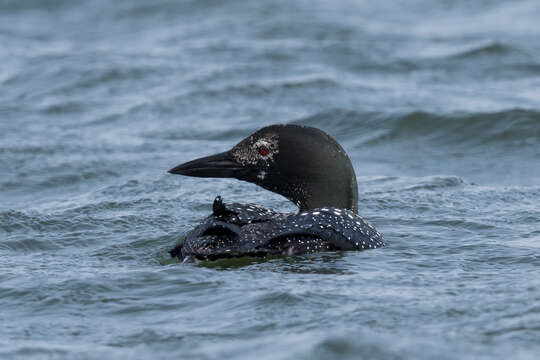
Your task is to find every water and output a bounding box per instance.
[1,0,540,358]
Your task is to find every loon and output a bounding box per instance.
[168,124,385,261]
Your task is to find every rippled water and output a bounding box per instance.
[1,0,540,359]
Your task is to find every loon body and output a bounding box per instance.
[169,124,385,261]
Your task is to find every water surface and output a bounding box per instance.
[1,0,540,359]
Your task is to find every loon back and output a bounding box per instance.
[170,197,385,262]
[168,124,385,261]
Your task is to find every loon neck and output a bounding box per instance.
[261,170,359,214]
[297,178,359,214]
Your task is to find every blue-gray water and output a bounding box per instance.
[1,0,540,359]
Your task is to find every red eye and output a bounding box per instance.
[259,147,269,156]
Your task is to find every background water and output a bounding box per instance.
[1,0,540,359]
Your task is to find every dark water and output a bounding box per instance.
[1,0,540,358]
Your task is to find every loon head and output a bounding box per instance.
[169,124,359,213]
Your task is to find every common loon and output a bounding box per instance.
[168,124,385,261]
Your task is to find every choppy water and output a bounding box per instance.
[1,0,540,359]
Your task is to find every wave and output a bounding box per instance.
[451,42,516,59]
[0,0,74,11]
[419,41,519,60]
[293,108,540,148]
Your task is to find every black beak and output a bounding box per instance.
[168,151,243,178]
